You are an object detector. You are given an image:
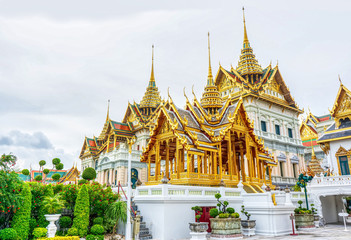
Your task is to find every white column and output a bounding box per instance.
[126,137,135,240]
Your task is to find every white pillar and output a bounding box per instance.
[126,141,133,240]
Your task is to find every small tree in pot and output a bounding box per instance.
[42,194,65,237]
[240,205,256,236]
[294,200,314,229]
[189,206,208,235]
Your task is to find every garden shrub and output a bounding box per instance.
[21,169,30,176]
[86,235,104,240]
[53,184,63,195]
[43,169,50,175]
[72,185,90,237]
[56,163,64,170]
[34,175,42,181]
[62,184,78,210]
[52,158,61,165]
[38,185,54,227]
[55,230,64,236]
[82,168,96,181]
[29,218,38,238]
[231,212,240,218]
[0,228,18,240]
[90,224,104,235]
[93,217,103,225]
[67,228,78,236]
[78,179,88,185]
[41,237,79,240]
[227,207,235,214]
[209,208,219,218]
[39,160,46,167]
[59,216,72,228]
[33,227,47,239]
[52,173,61,181]
[12,184,32,240]
[218,213,229,218]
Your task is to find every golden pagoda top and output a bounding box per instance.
[200,32,223,114]
[236,7,263,76]
[140,45,162,110]
[307,142,324,176]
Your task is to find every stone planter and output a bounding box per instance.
[189,222,209,232]
[295,214,314,229]
[241,220,256,236]
[313,215,320,228]
[189,222,209,240]
[210,218,242,239]
[346,216,351,223]
[45,214,61,238]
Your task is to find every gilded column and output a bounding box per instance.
[239,143,246,182]
[166,141,170,178]
[219,144,223,179]
[155,140,160,181]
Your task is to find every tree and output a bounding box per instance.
[82,168,96,181]
[12,184,32,240]
[56,163,64,171]
[21,169,29,176]
[41,194,65,214]
[0,154,17,171]
[296,173,313,210]
[72,184,90,237]
[52,173,61,182]
[105,201,127,234]
[52,158,61,166]
[43,169,50,175]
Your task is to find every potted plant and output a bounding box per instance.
[311,204,320,227]
[240,205,256,236]
[294,200,314,229]
[209,193,242,238]
[42,194,65,237]
[188,206,208,240]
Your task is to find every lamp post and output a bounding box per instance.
[126,137,136,240]
[297,173,313,210]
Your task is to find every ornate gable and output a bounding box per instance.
[330,83,351,127]
[300,122,318,141]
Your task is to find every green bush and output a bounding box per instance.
[38,185,54,227]
[21,169,30,176]
[52,173,61,181]
[33,227,47,239]
[86,235,104,240]
[90,224,104,235]
[56,230,64,236]
[39,160,46,166]
[227,207,235,214]
[82,168,96,181]
[93,217,103,225]
[219,213,229,218]
[52,158,61,165]
[72,184,90,237]
[0,228,18,240]
[59,216,72,228]
[34,175,42,181]
[29,218,38,238]
[209,208,219,218]
[12,184,32,240]
[67,228,78,236]
[78,179,88,185]
[231,212,240,218]
[56,163,64,170]
[43,169,50,175]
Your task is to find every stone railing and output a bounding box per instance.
[133,184,242,199]
[309,175,351,187]
[271,176,297,185]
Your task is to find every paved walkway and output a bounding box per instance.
[246,224,350,239]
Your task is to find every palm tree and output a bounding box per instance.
[105,200,127,234]
[42,194,65,214]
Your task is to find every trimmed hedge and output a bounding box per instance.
[90,224,104,235]
[0,228,18,240]
[33,227,47,239]
[86,235,104,240]
[82,168,96,181]
[72,184,90,237]
[59,216,72,228]
[41,237,79,240]
[12,184,32,240]
[67,228,78,236]
[93,217,103,225]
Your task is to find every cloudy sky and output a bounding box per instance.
[1,0,350,170]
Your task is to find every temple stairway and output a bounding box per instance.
[131,199,152,240]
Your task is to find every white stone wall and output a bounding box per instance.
[328,139,351,174]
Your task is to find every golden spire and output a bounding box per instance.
[207,32,213,85]
[140,45,162,110]
[106,99,110,121]
[201,32,222,114]
[236,7,262,76]
[311,139,316,159]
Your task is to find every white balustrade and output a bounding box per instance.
[309,175,351,187]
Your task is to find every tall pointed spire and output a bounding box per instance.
[236,7,262,76]
[201,32,223,114]
[140,45,161,111]
[106,99,110,121]
[207,32,213,85]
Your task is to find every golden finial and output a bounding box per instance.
[310,139,316,159]
[339,74,343,85]
[183,87,187,98]
[276,60,279,66]
[150,44,155,82]
[106,99,110,121]
[192,85,196,99]
[207,32,213,85]
[242,7,248,43]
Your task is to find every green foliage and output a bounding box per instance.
[38,185,54,227]
[241,205,251,220]
[34,175,42,182]
[215,193,221,200]
[61,184,78,210]
[311,204,317,214]
[52,173,61,181]
[53,184,63,195]
[43,169,50,175]
[293,184,301,192]
[21,169,30,176]
[29,218,37,239]
[56,163,64,171]
[209,208,219,218]
[218,213,229,218]
[0,154,17,171]
[191,206,202,223]
[82,168,97,181]
[55,230,64,236]
[0,170,23,229]
[33,227,47,239]
[12,184,32,240]
[93,217,103,225]
[41,237,79,240]
[59,216,72,229]
[72,184,90,237]
[39,161,46,167]
[90,224,104,235]
[67,228,78,236]
[86,235,104,240]
[297,200,303,208]
[214,193,232,214]
[227,207,235,214]
[105,200,126,234]
[78,179,88,185]
[52,158,61,166]
[0,228,18,240]
[231,212,240,218]
[42,194,65,214]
